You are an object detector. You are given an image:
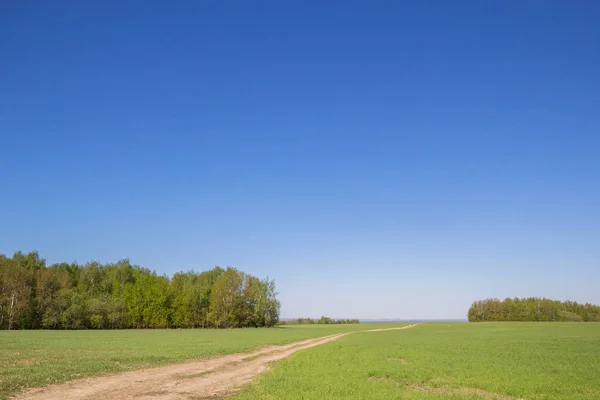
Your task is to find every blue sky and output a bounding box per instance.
[1,1,599,319]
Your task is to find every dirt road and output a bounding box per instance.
[15,324,418,400]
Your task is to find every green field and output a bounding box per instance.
[0,323,401,399]
[233,323,600,400]
[3,323,599,400]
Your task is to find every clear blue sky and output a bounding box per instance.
[1,1,599,319]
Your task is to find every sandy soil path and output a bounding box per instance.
[14,324,418,400]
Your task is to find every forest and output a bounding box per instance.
[0,251,280,330]
[280,317,360,325]
[468,297,600,322]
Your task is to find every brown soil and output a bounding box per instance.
[387,357,408,364]
[14,324,417,400]
[405,384,526,400]
[369,380,526,400]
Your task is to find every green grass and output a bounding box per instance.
[232,323,600,400]
[0,323,401,399]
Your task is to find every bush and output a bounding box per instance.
[557,310,583,322]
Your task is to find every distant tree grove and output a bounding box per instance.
[280,317,360,325]
[0,251,280,330]
[468,298,600,322]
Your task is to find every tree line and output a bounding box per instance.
[280,316,360,325]
[468,297,600,322]
[0,251,280,330]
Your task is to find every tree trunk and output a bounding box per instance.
[8,292,16,330]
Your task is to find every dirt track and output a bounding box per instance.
[14,324,418,400]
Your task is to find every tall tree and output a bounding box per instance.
[208,268,245,328]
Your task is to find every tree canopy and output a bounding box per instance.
[0,251,280,330]
[468,298,600,322]
[280,317,360,325]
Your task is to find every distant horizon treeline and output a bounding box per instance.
[280,316,360,325]
[0,251,280,330]
[468,298,600,322]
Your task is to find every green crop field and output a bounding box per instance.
[0,323,402,399]
[4,323,599,400]
[233,323,600,400]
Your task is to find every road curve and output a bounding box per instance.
[14,324,418,400]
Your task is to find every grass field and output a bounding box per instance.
[233,323,600,400]
[0,323,402,399]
